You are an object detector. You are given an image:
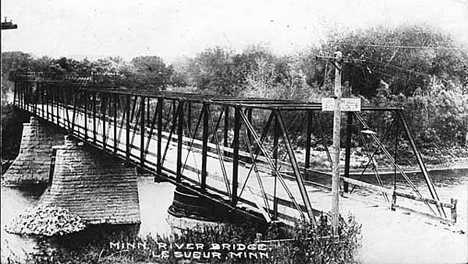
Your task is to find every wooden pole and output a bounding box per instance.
[331,51,342,236]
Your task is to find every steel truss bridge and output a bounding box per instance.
[13,76,457,227]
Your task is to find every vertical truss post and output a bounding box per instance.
[187,101,192,133]
[147,97,150,124]
[24,81,27,109]
[172,100,177,127]
[113,93,118,153]
[22,81,24,109]
[25,81,28,110]
[42,84,45,118]
[177,100,185,182]
[49,85,52,122]
[125,94,131,163]
[272,113,280,220]
[45,86,50,121]
[13,80,17,106]
[224,106,229,151]
[157,97,163,175]
[201,102,209,191]
[305,110,313,169]
[56,86,59,125]
[140,96,146,168]
[17,81,20,108]
[72,90,78,133]
[23,81,26,109]
[93,92,97,144]
[39,83,43,116]
[232,106,241,205]
[84,91,88,141]
[247,108,253,150]
[64,89,71,131]
[102,95,107,149]
[20,81,23,109]
[344,112,353,193]
[33,82,37,116]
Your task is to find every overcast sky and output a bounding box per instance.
[2,0,468,63]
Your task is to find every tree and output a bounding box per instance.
[127,56,173,90]
[322,24,468,97]
[186,45,277,96]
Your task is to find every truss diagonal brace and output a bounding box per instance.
[275,110,316,226]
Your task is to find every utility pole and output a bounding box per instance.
[331,51,342,236]
[317,52,363,237]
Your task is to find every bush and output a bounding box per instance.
[265,214,362,264]
[17,215,361,264]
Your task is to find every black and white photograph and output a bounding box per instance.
[1,1,467,263]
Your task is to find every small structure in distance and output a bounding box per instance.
[2,17,18,30]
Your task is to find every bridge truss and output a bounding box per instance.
[13,76,457,226]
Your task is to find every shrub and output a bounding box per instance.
[265,214,362,264]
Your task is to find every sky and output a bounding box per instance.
[1,0,468,63]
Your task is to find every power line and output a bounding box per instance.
[364,57,431,78]
[351,63,424,87]
[332,42,464,51]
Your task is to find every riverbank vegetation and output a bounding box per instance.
[2,23,467,164]
[7,214,361,264]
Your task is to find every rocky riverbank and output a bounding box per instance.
[5,205,86,236]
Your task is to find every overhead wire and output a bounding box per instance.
[331,42,465,51]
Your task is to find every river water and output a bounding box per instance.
[1,170,467,263]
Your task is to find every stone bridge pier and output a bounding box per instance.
[3,116,140,225]
[2,116,64,186]
[39,135,140,224]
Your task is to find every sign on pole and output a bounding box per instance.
[322,98,361,112]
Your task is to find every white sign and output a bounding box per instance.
[322,98,361,112]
